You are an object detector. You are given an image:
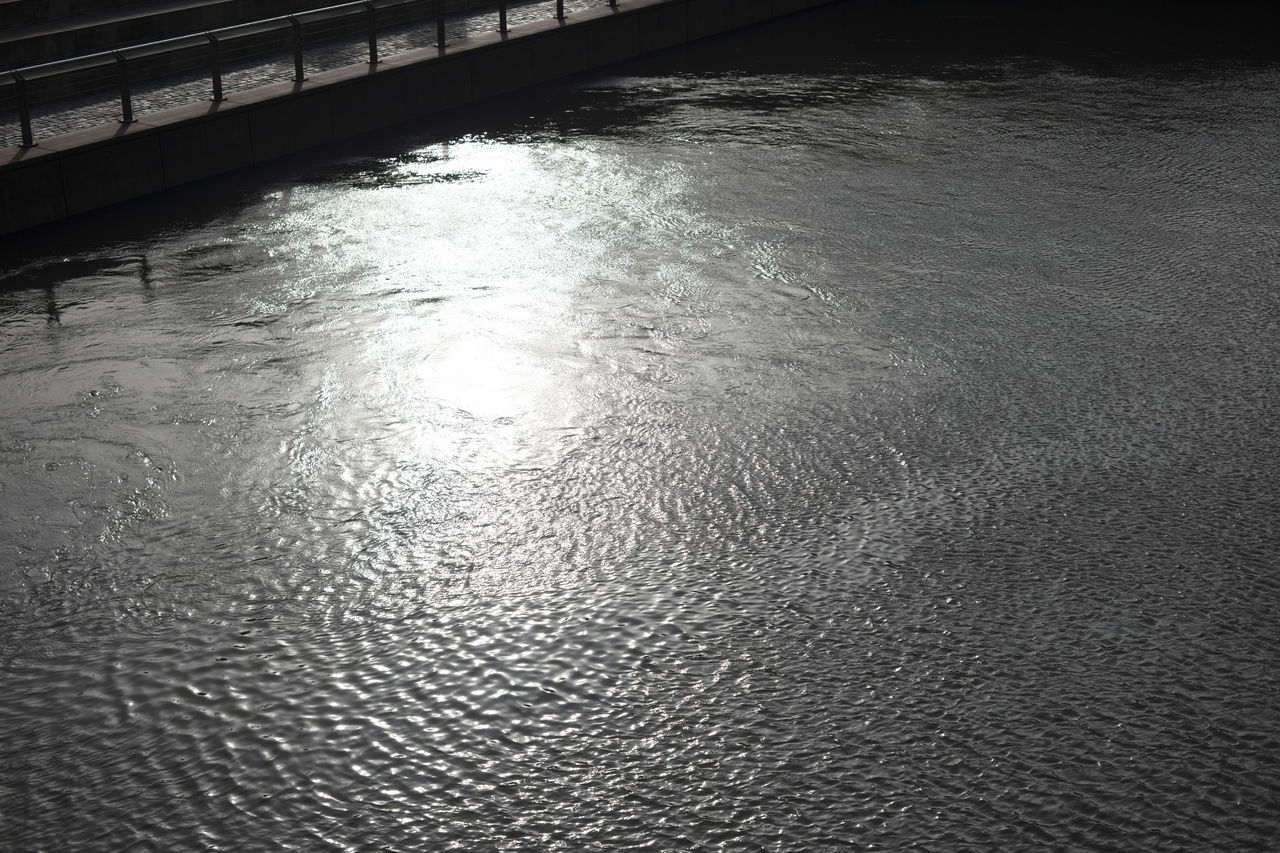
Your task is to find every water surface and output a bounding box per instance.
[3,14,1280,851]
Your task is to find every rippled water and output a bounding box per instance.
[4,11,1280,851]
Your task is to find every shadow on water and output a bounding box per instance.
[295,147,489,190]
[0,256,157,324]
[0,284,61,324]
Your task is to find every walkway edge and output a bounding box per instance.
[1,0,835,236]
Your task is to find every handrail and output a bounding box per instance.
[9,71,33,148]
[112,50,133,124]
[207,33,224,102]
[365,1,378,66]
[5,0,626,149]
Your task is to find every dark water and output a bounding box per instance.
[3,11,1280,851]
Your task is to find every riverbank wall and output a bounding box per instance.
[0,0,836,236]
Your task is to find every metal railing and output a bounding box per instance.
[3,0,622,149]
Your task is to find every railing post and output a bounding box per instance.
[112,50,134,124]
[290,16,305,82]
[498,0,507,33]
[436,0,446,47]
[11,71,34,148]
[556,0,564,20]
[364,1,378,65]
[206,33,224,102]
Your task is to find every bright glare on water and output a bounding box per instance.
[2,11,1280,851]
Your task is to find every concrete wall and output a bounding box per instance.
[1,0,837,236]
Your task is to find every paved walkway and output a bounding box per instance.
[2,0,602,149]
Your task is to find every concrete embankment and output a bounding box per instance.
[0,0,835,236]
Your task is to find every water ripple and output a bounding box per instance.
[4,26,1280,853]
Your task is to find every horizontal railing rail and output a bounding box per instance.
[3,0,621,149]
